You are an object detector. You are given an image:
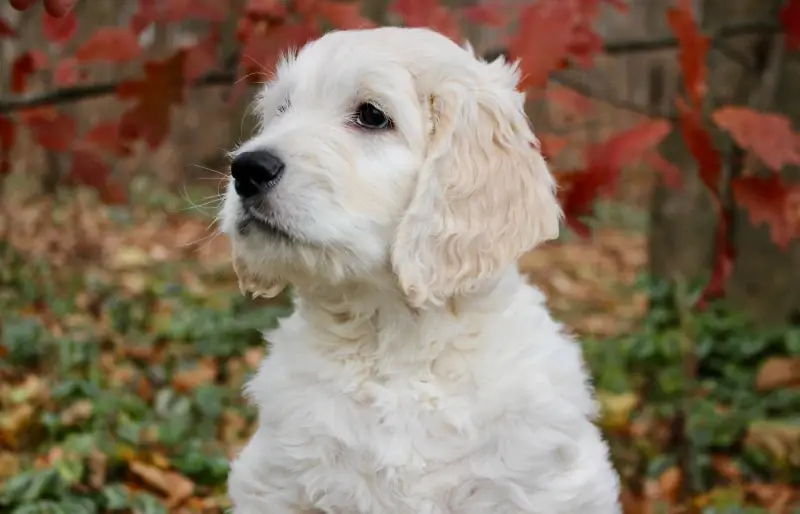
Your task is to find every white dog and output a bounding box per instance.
[220,26,620,514]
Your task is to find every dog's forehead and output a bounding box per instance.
[280,27,469,87]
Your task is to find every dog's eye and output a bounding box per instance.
[355,103,392,130]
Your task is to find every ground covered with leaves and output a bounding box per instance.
[0,188,798,513]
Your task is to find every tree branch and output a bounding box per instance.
[0,19,782,116]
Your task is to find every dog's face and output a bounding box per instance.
[221,27,562,307]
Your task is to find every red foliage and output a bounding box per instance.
[21,107,77,152]
[117,51,187,148]
[0,17,15,37]
[733,175,800,250]
[75,27,141,63]
[509,0,575,90]
[667,0,709,108]
[781,0,800,51]
[546,86,594,116]
[42,10,76,45]
[557,120,671,236]
[391,0,460,41]
[713,107,800,172]
[0,116,14,175]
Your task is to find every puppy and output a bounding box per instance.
[221,26,621,514]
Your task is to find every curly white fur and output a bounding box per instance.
[220,26,621,514]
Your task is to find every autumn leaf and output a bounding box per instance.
[463,2,507,28]
[117,51,187,148]
[53,57,81,86]
[75,27,141,63]
[780,0,800,51]
[677,99,721,191]
[133,0,226,29]
[129,461,195,508]
[667,0,709,107]
[238,22,319,82]
[755,357,800,391]
[42,10,76,45]
[85,120,131,156]
[391,0,461,42]
[676,99,730,303]
[732,175,800,250]
[509,0,575,90]
[172,358,218,393]
[713,106,800,172]
[644,152,683,189]
[23,108,77,152]
[546,85,593,116]
[558,120,671,236]
[312,0,376,30]
[0,116,14,175]
[538,133,568,160]
[69,148,127,204]
[0,16,17,37]
[11,51,41,93]
[183,29,220,84]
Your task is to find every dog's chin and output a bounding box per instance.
[236,206,297,243]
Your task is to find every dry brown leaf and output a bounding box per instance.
[755,357,800,391]
[60,400,94,426]
[658,466,682,504]
[88,449,108,489]
[172,358,218,392]
[0,404,36,448]
[129,461,195,508]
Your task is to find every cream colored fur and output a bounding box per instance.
[220,26,620,514]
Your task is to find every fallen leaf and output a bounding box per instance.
[755,357,800,391]
[129,461,195,508]
[172,358,219,392]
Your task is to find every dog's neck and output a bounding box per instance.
[286,267,529,367]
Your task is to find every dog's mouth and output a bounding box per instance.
[238,205,294,241]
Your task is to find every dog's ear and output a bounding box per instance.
[391,56,562,308]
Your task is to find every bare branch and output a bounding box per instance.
[0,19,782,116]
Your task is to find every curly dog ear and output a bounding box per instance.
[392,55,561,308]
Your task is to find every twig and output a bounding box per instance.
[0,19,782,116]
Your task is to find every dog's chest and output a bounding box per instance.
[253,350,491,512]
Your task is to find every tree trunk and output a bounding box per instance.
[647,0,800,324]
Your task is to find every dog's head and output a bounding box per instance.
[221,27,561,307]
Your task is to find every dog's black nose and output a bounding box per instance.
[231,150,285,198]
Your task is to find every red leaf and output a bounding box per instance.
[117,51,186,148]
[558,119,671,235]
[391,0,461,42]
[75,27,141,63]
[183,30,219,85]
[42,10,76,45]
[133,0,226,29]
[0,16,16,37]
[312,0,375,30]
[238,21,319,82]
[85,120,131,156]
[245,0,288,19]
[463,3,507,28]
[644,152,683,189]
[538,133,568,160]
[712,106,800,172]
[781,0,800,51]
[509,0,576,90]
[667,0,709,107]
[546,86,593,115]
[588,118,671,171]
[11,51,44,93]
[0,116,14,175]
[566,23,603,66]
[53,57,81,86]
[733,175,800,249]
[69,149,127,204]
[677,99,721,191]
[24,109,77,152]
